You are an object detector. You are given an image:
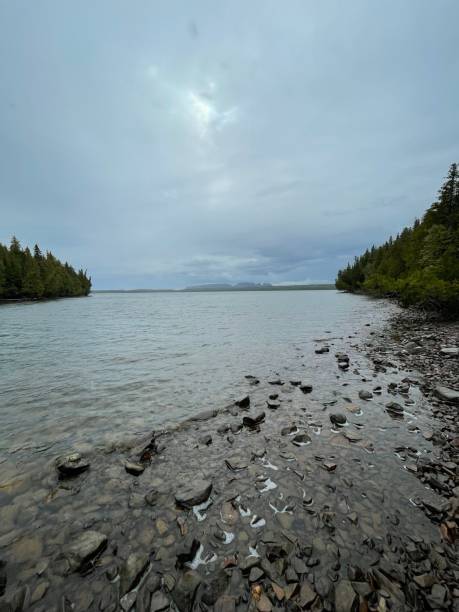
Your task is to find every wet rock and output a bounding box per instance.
[268,379,284,385]
[176,539,201,568]
[243,412,265,429]
[198,434,212,446]
[0,561,6,597]
[236,395,250,409]
[267,400,280,410]
[65,530,108,572]
[124,461,145,476]
[190,409,218,422]
[413,574,436,588]
[334,580,357,612]
[120,553,149,596]
[150,591,170,611]
[315,346,329,354]
[386,401,404,417]
[323,461,337,472]
[291,433,311,446]
[175,479,212,508]
[290,380,301,386]
[120,591,137,611]
[56,453,90,478]
[435,385,459,404]
[300,384,313,394]
[330,413,347,426]
[30,581,49,604]
[358,390,373,400]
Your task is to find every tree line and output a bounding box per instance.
[336,163,459,317]
[0,237,91,300]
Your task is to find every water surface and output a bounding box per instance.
[0,290,393,462]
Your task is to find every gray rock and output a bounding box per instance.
[171,570,202,611]
[235,395,250,409]
[435,385,459,404]
[56,453,90,477]
[330,413,347,426]
[120,553,149,596]
[242,412,265,429]
[150,591,170,611]
[175,479,212,508]
[440,347,459,356]
[358,390,373,400]
[65,530,108,572]
[198,434,212,446]
[124,461,145,476]
[335,580,357,612]
[300,384,313,394]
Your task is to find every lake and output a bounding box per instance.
[0,290,394,464]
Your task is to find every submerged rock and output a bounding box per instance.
[236,395,250,409]
[120,552,149,596]
[56,453,90,478]
[65,530,108,572]
[358,390,373,400]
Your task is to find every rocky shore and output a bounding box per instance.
[0,311,458,611]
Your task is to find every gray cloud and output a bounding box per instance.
[0,0,458,288]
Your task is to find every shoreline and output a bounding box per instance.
[0,309,458,611]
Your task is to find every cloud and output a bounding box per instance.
[0,1,458,289]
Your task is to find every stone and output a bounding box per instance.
[413,574,436,589]
[150,591,170,611]
[198,434,212,445]
[435,385,459,404]
[249,567,264,582]
[267,400,280,409]
[243,412,266,429]
[56,453,90,477]
[300,384,313,394]
[256,594,272,611]
[291,433,311,446]
[120,591,137,611]
[175,479,212,508]
[225,455,249,471]
[268,379,284,385]
[30,581,49,604]
[171,570,202,611]
[299,581,316,607]
[323,461,337,472]
[124,461,145,476]
[236,395,250,409]
[386,402,404,416]
[330,413,347,426]
[440,347,459,356]
[65,530,108,572]
[358,390,373,400]
[120,553,149,596]
[11,536,43,563]
[335,580,357,612]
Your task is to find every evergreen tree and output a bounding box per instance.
[336,163,459,317]
[0,238,91,301]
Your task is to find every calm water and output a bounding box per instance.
[0,290,394,463]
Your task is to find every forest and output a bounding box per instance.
[336,163,459,317]
[0,237,91,300]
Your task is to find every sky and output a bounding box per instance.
[0,1,458,289]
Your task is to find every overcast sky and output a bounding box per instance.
[1,1,458,288]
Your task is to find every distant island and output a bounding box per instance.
[0,237,91,300]
[95,283,335,293]
[336,163,459,317]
